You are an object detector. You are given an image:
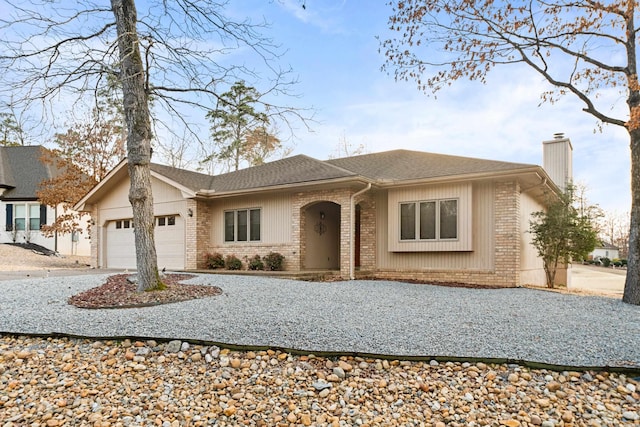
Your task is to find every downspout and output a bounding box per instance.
[350,183,371,280]
[54,205,58,253]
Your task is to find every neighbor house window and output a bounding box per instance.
[29,205,40,231]
[14,204,26,231]
[224,208,261,242]
[5,203,46,231]
[400,199,458,241]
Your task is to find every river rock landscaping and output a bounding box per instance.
[0,335,638,426]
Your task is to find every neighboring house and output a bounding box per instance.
[0,145,91,256]
[75,135,573,287]
[589,242,620,261]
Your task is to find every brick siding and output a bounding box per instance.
[187,180,524,287]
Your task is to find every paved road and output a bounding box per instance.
[570,264,626,297]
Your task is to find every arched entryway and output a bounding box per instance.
[303,201,341,270]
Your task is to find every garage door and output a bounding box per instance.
[105,215,185,270]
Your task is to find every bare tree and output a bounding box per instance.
[0,0,311,291]
[600,210,631,259]
[0,105,31,146]
[328,132,367,159]
[38,101,126,237]
[381,0,640,305]
[156,133,197,170]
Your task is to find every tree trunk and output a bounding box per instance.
[111,0,161,292]
[623,128,640,304]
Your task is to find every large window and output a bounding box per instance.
[224,208,261,242]
[400,199,458,241]
[5,203,46,231]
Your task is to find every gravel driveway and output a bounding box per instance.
[0,272,638,370]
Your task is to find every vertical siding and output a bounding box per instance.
[209,193,293,245]
[98,176,187,223]
[543,139,572,191]
[387,183,473,252]
[377,182,494,270]
[520,191,547,286]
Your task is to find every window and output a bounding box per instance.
[14,204,25,231]
[439,199,457,239]
[7,203,45,231]
[123,220,131,229]
[400,199,458,241]
[115,220,122,229]
[156,216,176,227]
[29,205,40,231]
[224,208,261,242]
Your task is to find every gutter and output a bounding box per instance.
[197,176,366,199]
[350,183,372,280]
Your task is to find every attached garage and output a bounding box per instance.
[105,215,185,270]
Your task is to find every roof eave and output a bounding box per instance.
[374,166,551,188]
[150,171,197,199]
[74,159,128,211]
[197,176,373,198]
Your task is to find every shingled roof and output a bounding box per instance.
[326,149,535,182]
[0,146,59,200]
[77,148,548,210]
[151,154,357,193]
[149,149,537,194]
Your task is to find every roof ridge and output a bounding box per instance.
[327,148,535,167]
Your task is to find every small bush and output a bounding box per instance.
[247,254,264,271]
[225,254,243,270]
[621,259,628,267]
[601,257,611,267]
[205,252,225,269]
[263,251,285,271]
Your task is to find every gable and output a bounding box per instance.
[100,173,185,208]
[96,173,187,225]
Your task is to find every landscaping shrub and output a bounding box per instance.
[205,252,225,269]
[621,259,628,267]
[601,257,611,267]
[263,251,285,271]
[225,254,243,270]
[247,254,264,271]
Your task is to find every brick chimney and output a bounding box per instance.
[543,133,573,192]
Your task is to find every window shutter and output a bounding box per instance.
[5,204,12,231]
[40,204,47,228]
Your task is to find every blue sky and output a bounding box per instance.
[1,0,630,213]
[216,0,631,214]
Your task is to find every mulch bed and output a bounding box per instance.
[68,273,222,309]
[356,276,508,289]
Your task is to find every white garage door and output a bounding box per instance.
[105,215,185,270]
